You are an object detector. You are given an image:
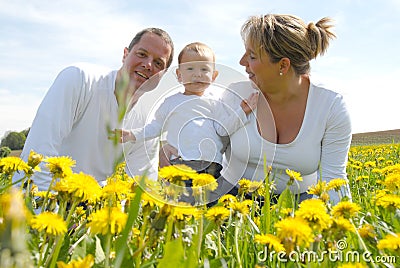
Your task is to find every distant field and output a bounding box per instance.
[9,150,22,157]
[351,129,400,146]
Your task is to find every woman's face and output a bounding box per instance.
[239,40,280,91]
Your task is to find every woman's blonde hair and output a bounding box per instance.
[241,14,336,75]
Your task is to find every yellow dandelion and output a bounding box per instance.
[275,217,313,248]
[249,181,264,195]
[320,192,330,203]
[331,217,355,233]
[192,173,218,191]
[0,156,30,176]
[363,161,376,168]
[30,212,67,236]
[53,172,102,204]
[331,201,361,219]
[327,178,348,191]
[381,173,400,192]
[205,206,230,225]
[307,181,327,196]
[254,234,285,252]
[375,193,400,210]
[141,192,164,209]
[44,156,75,178]
[87,207,128,235]
[377,233,400,251]
[358,224,376,239]
[0,189,30,221]
[382,163,400,175]
[57,254,94,268]
[171,205,202,222]
[279,207,293,217]
[159,164,196,184]
[229,200,252,216]
[355,175,369,182]
[34,191,56,199]
[385,160,394,166]
[371,168,382,174]
[295,199,332,231]
[285,169,303,182]
[218,194,237,207]
[253,216,261,228]
[238,178,251,195]
[337,263,367,268]
[74,206,87,220]
[102,178,133,200]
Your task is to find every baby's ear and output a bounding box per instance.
[212,70,219,81]
[175,68,183,83]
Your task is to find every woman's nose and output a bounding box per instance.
[239,54,247,66]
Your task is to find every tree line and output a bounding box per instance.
[0,128,29,157]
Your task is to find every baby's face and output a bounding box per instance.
[177,51,217,92]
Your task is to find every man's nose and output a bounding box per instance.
[143,58,153,70]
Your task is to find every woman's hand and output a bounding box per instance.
[159,143,179,168]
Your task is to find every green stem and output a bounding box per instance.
[197,206,205,258]
[47,235,63,268]
[234,217,242,268]
[217,226,222,258]
[37,233,48,267]
[166,217,174,242]
[135,214,149,267]
[104,232,112,268]
[48,200,78,268]
[41,175,58,213]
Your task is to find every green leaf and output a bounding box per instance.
[114,175,145,268]
[94,235,105,264]
[277,188,293,210]
[157,237,198,268]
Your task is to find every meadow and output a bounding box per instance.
[0,141,399,268]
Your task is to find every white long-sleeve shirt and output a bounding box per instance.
[221,81,352,202]
[13,63,159,190]
[131,86,249,164]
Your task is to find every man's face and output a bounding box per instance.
[122,33,172,91]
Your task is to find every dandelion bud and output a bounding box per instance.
[27,150,43,168]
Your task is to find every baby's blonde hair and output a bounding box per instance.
[178,42,216,65]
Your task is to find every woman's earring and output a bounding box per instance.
[279,72,283,76]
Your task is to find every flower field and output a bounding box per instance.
[0,143,399,268]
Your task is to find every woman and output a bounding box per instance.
[161,14,352,204]
[218,14,352,204]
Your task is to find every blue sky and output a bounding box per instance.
[1,0,399,139]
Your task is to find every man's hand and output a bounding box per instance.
[159,143,179,168]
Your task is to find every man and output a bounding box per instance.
[14,28,174,191]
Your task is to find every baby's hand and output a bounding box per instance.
[109,129,135,143]
[240,92,259,115]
